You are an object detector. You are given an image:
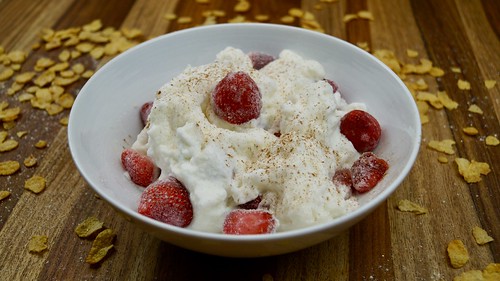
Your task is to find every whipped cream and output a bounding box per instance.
[133,47,365,233]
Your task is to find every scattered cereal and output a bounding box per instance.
[342,14,358,23]
[280,15,295,23]
[86,229,115,264]
[455,158,491,183]
[0,138,19,152]
[458,79,471,90]
[450,67,462,73]
[163,13,177,21]
[472,226,494,245]
[357,10,374,20]
[254,14,270,21]
[356,42,370,51]
[23,154,37,167]
[462,127,479,136]
[16,131,28,138]
[28,235,49,253]
[397,199,428,214]
[234,0,251,12]
[438,156,448,163]
[484,80,496,89]
[59,116,69,126]
[0,160,20,175]
[406,49,418,58]
[437,91,458,110]
[177,16,192,24]
[75,216,104,238]
[468,104,483,115]
[453,270,484,281]
[0,68,15,81]
[34,140,48,148]
[0,190,10,201]
[483,263,500,281]
[447,239,469,269]
[427,139,456,154]
[485,136,499,146]
[24,175,47,193]
[429,67,445,77]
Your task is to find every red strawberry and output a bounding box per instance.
[121,148,158,187]
[351,152,389,193]
[211,71,262,124]
[324,78,340,93]
[332,168,353,188]
[140,101,153,126]
[237,195,262,210]
[223,209,277,235]
[248,52,275,70]
[340,109,382,153]
[138,177,193,227]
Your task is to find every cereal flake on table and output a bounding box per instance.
[468,104,483,115]
[485,136,499,146]
[86,228,115,264]
[28,235,49,253]
[447,239,469,269]
[0,160,20,176]
[0,190,11,201]
[472,226,494,245]
[24,175,47,194]
[454,158,491,183]
[75,216,104,238]
[427,139,456,155]
[453,263,500,281]
[396,199,428,214]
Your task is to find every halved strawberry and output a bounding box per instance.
[237,195,262,210]
[138,177,193,227]
[340,109,382,153]
[248,52,275,70]
[324,78,340,93]
[223,209,277,235]
[121,148,158,187]
[211,71,262,124]
[332,168,353,188]
[351,152,389,193]
[140,101,153,126]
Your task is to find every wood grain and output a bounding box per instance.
[0,0,498,280]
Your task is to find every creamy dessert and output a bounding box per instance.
[123,47,388,234]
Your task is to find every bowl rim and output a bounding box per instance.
[68,22,421,242]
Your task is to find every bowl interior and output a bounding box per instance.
[68,23,420,256]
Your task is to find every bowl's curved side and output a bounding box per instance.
[69,23,421,257]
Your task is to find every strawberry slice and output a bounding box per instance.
[248,52,275,70]
[223,209,277,235]
[340,109,382,153]
[140,101,153,126]
[138,177,193,227]
[121,148,158,187]
[324,78,340,93]
[332,168,353,188]
[351,152,389,193]
[237,195,262,210]
[211,71,262,124]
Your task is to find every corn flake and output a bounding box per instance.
[24,175,46,193]
[406,49,418,58]
[463,127,479,136]
[0,68,14,81]
[447,239,469,269]
[451,67,462,73]
[357,10,374,20]
[234,0,251,12]
[438,156,448,163]
[59,116,69,126]
[453,270,483,281]
[468,104,483,115]
[455,158,491,183]
[0,160,20,175]
[0,190,10,201]
[75,216,104,238]
[428,139,455,154]
[472,226,494,245]
[483,263,500,281]
[86,229,115,264]
[429,67,445,77]
[177,16,192,24]
[484,80,496,89]
[163,13,177,21]
[14,72,36,84]
[342,14,358,23]
[24,155,37,167]
[458,79,471,90]
[0,139,18,152]
[397,199,427,215]
[437,91,458,110]
[28,235,49,253]
[485,136,499,146]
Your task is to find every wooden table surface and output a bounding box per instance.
[0,0,498,280]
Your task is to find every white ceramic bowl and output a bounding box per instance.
[68,23,420,257]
